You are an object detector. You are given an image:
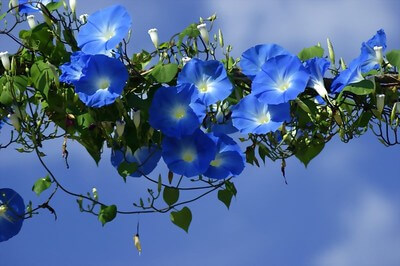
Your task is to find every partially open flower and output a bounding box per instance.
[147,28,159,48]
[197,23,209,45]
[69,0,76,13]
[0,52,11,71]
[27,15,37,29]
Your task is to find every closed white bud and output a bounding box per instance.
[69,0,76,13]
[79,14,88,24]
[376,94,385,113]
[395,102,400,114]
[374,46,383,65]
[27,15,37,29]
[0,52,11,71]
[134,234,142,255]
[92,188,98,200]
[8,113,20,131]
[133,111,140,129]
[115,120,125,137]
[196,23,209,45]
[182,56,191,65]
[339,57,347,70]
[147,28,159,48]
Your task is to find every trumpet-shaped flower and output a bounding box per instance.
[59,52,91,84]
[149,84,206,138]
[73,54,128,108]
[177,59,233,106]
[162,129,216,177]
[0,188,25,242]
[330,64,364,94]
[111,145,162,177]
[252,55,309,104]
[0,51,11,71]
[240,44,291,80]
[204,133,245,180]
[77,5,132,55]
[304,57,330,99]
[357,29,387,73]
[19,0,57,13]
[231,95,291,134]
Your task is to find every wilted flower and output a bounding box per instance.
[196,23,209,45]
[26,15,37,29]
[0,51,11,71]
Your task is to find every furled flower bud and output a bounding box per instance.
[196,23,209,45]
[133,110,140,129]
[27,15,37,29]
[376,94,385,113]
[339,57,347,70]
[69,0,76,13]
[115,120,125,136]
[374,46,383,66]
[0,51,11,71]
[134,234,142,255]
[327,38,335,65]
[8,113,20,131]
[182,56,191,65]
[147,28,159,48]
[79,14,88,24]
[218,29,224,48]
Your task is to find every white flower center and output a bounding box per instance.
[98,78,110,90]
[182,150,196,162]
[277,81,291,92]
[198,82,208,92]
[257,113,271,124]
[172,105,186,120]
[210,155,223,167]
[102,28,116,41]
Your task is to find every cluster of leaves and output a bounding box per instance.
[0,1,399,240]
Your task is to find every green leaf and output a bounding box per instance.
[298,45,324,61]
[342,80,375,96]
[386,50,400,69]
[46,1,63,11]
[177,24,200,53]
[225,180,237,196]
[295,140,325,167]
[163,186,179,206]
[117,161,138,181]
[98,205,117,226]
[170,207,192,233]
[151,63,178,83]
[218,189,233,209]
[32,175,52,196]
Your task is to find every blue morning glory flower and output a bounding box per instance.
[0,188,25,242]
[240,44,291,80]
[211,119,239,136]
[77,5,132,55]
[330,64,364,94]
[19,0,57,14]
[252,55,310,104]
[73,54,128,108]
[59,52,91,84]
[162,129,216,177]
[111,145,162,177]
[149,84,206,138]
[231,95,291,134]
[177,59,233,106]
[304,57,330,99]
[203,133,245,180]
[357,29,387,73]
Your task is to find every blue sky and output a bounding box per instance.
[1,0,400,265]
